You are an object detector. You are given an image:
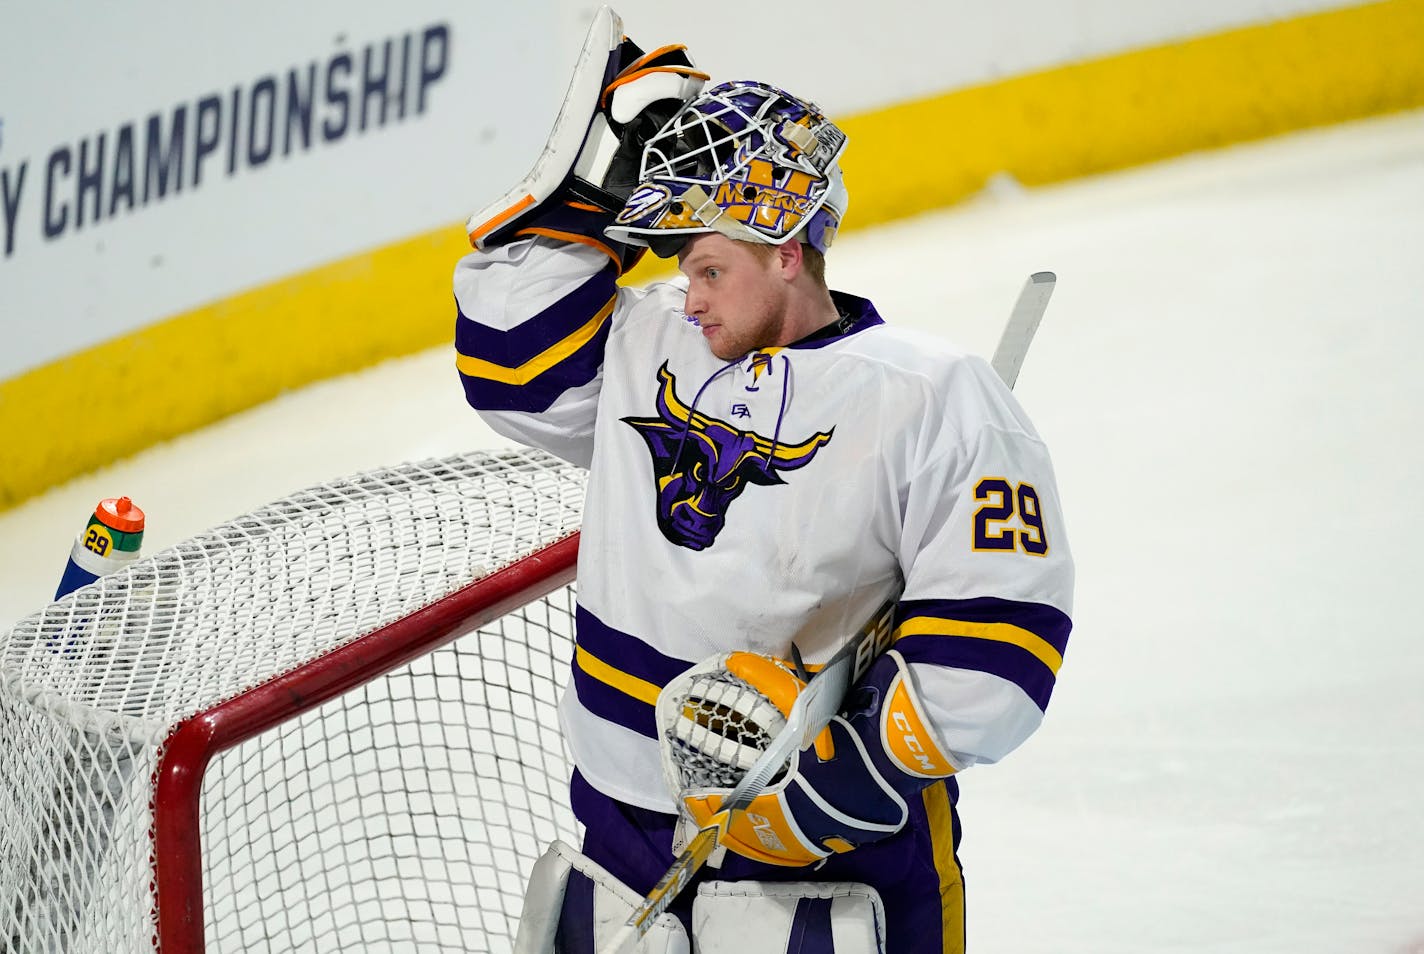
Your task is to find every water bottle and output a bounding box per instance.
[55,496,146,600]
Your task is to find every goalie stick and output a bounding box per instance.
[617,272,1056,946]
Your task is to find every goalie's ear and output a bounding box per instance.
[464,7,707,272]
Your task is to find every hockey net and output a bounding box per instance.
[0,449,587,954]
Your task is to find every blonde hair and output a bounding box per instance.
[746,241,827,288]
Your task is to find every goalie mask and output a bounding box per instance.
[605,80,849,256]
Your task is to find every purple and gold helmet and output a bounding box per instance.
[605,80,849,257]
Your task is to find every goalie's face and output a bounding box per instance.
[678,233,791,361]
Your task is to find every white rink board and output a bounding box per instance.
[0,0,1368,378]
[0,2,562,379]
[594,0,1365,115]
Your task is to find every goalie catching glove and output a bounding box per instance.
[465,6,707,273]
[657,648,958,867]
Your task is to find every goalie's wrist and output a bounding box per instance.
[855,650,959,788]
[514,199,646,274]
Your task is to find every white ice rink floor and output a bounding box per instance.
[4,109,1423,952]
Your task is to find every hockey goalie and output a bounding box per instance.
[454,7,1075,952]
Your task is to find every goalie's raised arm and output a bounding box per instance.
[453,9,705,465]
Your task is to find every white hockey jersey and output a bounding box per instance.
[454,238,1074,813]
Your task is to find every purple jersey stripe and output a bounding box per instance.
[897,596,1071,656]
[576,605,694,686]
[787,291,885,350]
[454,264,617,368]
[570,661,660,738]
[569,605,695,738]
[459,316,611,412]
[895,633,1057,711]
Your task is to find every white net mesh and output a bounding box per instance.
[0,449,586,953]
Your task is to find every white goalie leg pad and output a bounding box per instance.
[514,840,689,954]
[692,881,886,954]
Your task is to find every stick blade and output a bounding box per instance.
[991,271,1056,389]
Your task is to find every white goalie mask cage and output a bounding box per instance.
[606,80,849,256]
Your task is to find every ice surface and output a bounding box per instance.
[4,110,1422,952]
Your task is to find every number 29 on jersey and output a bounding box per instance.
[972,476,1049,556]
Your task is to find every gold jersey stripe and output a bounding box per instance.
[574,644,662,707]
[894,616,1064,675]
[455,295,616,385]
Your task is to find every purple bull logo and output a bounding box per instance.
[624,363,833,550]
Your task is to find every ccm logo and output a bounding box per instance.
[891,711,941,773]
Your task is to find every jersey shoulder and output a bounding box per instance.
[844,322,975,372]
[835,321,1041,441]
[614,272,690,329]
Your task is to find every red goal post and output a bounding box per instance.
[1,449,586,953]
